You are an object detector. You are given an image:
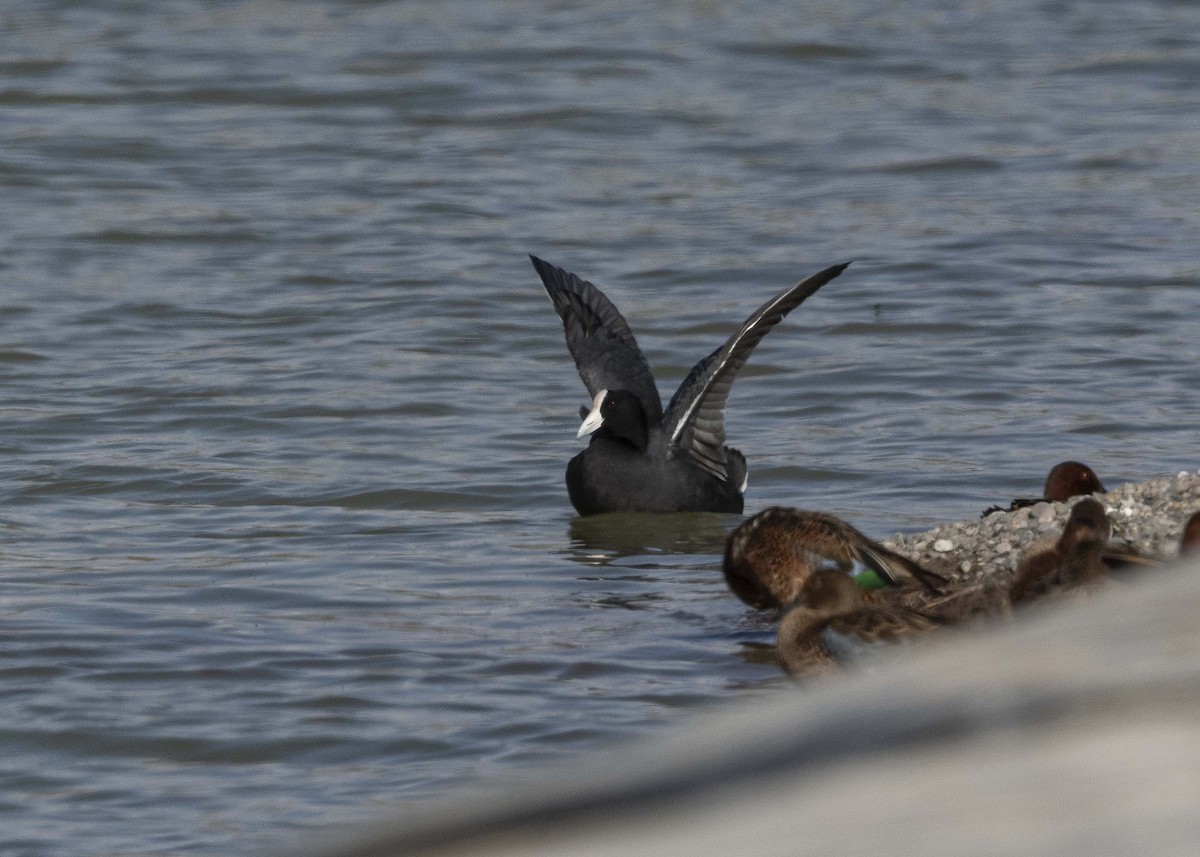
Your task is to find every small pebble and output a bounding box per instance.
[996,540,1013,554]
[933,538,954,553]
[958,560,972,573]
[1032,503,1055,525]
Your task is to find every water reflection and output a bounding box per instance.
[564,512,736,562]
[736,640,780,669]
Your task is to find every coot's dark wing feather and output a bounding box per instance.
[664,346,723,472]
[531,255,662,423]
[663,262,850,480]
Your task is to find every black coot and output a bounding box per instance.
[533,256,850,515]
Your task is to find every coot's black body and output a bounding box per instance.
[564,389,747,515]
[532,255,849,516]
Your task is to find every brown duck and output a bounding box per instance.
[1180,511,1200,555]
[722,507,944,610]
[776,570,941,679]
[1009,498,1111,604]
[982,460,1106,517]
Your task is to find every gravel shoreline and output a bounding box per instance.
[882,469,1200,588]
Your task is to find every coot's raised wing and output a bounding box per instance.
[532,256,663,423]
[663,262,850,481]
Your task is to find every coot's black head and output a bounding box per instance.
[577,389,649,451]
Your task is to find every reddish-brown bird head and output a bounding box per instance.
[1043,461,1106,503]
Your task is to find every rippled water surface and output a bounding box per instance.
[2,1,1199,854]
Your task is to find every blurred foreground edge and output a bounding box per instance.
[293,554,1200,857]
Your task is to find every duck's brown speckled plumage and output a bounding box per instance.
[722,507,944,610]
[1180,512,1200,555]
[1010,498,1111,604]
[917,576,1013,625]
[776,570,941,679]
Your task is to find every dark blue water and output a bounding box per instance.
[1,1,1198,853]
